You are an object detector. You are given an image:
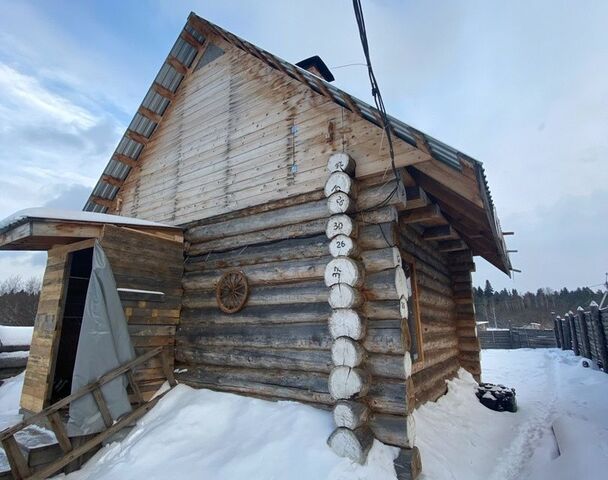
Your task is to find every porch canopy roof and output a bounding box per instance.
[0,208,182,251]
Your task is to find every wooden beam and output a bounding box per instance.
[423,225,458,241]
[90,196,115,210]
[438,239,468,252]
[92,388,113,428]
[400,204,442,224]
[1,436,31,479]
[137,105,162,124]
[403,186,429,210]
[180,29,201,48]
[101,174,123,188]
[113,153,138,168]
[47,412,72,453]
[125,129,150,146]
[167,56,188,75]
[152,82,175,100]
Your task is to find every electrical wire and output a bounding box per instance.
[352,0,399,185]
[351,0,402,248]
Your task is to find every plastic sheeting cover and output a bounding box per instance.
[68,242,135,436]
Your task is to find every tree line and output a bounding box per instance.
[474,280,604,329]
[0,275,41,326]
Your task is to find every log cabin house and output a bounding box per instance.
[0,12,512,478]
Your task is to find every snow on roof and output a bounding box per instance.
[0,208,178,233]
[0,326,33,346]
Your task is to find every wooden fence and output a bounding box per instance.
[552,302,608,370]
[479,328,557,349]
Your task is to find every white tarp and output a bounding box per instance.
[68,241,135,436]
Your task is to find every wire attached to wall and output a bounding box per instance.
[351,0,401,248]
[352,0,399,185]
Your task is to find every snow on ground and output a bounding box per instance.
[0,374,56,471]
[62,385,399,480]
[0,325,33,346]
[0,348,606,479]
[416,348,608,480]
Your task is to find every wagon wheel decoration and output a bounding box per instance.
[216,270,249,313]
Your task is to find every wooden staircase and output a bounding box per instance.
[0,347,177,479]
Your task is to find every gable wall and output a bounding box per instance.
[116,39,426,225]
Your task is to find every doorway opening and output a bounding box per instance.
[50,247,94,403]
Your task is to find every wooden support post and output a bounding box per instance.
[1,436,31,479]
[47,411,72,453]
[160,349,178,387]
[126,370,145,405]
[92,387,114,428]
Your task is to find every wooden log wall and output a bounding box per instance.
[397,222,463,402]
[175,154,420,466]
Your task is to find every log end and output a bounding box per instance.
[327,426,374,464]
[393,446,422,480]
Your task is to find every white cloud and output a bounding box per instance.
[0,64,96,129]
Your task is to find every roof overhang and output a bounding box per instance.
[0,213,182,251]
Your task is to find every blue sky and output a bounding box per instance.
[1,0,607,293]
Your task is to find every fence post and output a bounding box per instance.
[553,315,561,348]
[557,316,565,350]
[590,302,608,371]
[562,315,572,351]
[567,312,580,356]
[577,307,592,359]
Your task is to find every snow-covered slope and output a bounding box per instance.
[1,348,607,479]
[416,349,608,480]
[62,385,400,480]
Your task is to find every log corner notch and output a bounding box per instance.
[324,153,420,479]
[448,250,481,382]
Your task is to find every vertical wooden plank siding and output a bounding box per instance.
[99,225,184,399]
[20,251,71,412]
[115,39,426,225]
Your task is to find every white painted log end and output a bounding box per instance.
[326,214,356,239]
[329,284,363,309]
[329,235,358,258]
[406,415,416,448]
[399,295,409,320]
[332,337,366,367]
[329,309,366,340]
[333,400,369,429]
[327,191,355,214]
[325,172,356,198]
[325,257,364,288]
[395,266,409,299]
[403,352,412,379]
[328,153,356,176]
[329,366,370,399]
[327,427,374,464]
